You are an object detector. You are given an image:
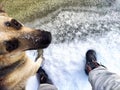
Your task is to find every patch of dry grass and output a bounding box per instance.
[0,0,81,23]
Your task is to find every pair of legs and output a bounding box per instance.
[37,50,103,90]
[37,50,100,90]
[37,50,99,81]
[37,50,120,90]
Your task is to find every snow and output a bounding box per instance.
[42,30,120,90]
[26,30,120,90]
[26,1,120,90]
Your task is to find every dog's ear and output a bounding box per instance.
[0,3,8,16]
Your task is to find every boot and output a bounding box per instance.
[85,49,100,75]
[37,67,53,84]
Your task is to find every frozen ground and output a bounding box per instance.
[26,1,120,90]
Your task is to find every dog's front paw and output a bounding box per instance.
[36,49,43,60]
[35,49,45,67]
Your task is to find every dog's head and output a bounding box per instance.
[0,8,52,55]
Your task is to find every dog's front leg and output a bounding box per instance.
[33,49,44,74]
[4,51,44,90]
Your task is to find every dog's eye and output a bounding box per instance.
[4,19,22,30]
[4,38,19,52]
[11,19,22,30]
[5,22,11,27]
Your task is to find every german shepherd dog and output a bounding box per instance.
[0,8,52,90]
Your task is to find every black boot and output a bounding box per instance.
[85,49,100,75]
[86,49,97,62]
[37,67,53,84]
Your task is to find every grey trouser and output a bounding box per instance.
[39,84,58,90]
[89,66,120,90]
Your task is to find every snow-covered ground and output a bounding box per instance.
[26,1,120,90]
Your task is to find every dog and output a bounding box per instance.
[0,7,52,90]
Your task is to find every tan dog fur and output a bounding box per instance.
[0,7,51,90]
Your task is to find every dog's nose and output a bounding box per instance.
[40,31,52,45]
[24,30,52,50]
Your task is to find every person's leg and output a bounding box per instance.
[37,67,53,84]
[85,49,120,90]
[37,67,58,90]
[39,84,58,90]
